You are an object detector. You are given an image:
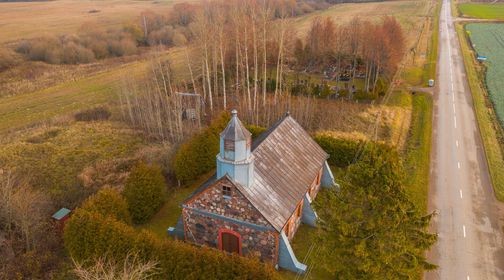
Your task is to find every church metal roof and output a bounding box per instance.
[184,113,328,232]
[239,115,328,231]
[220,109,252,141]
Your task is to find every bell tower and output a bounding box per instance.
[216,110,254,187]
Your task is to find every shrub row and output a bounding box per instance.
[313,134,363,168]
[74,107,111,122]
[16,28,137,64]
[81,188,131,224]
[123,162,167,224]
[64,209,280,280]
[172,113,230,184]
[245,124,267,139]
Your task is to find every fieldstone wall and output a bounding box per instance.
[183,209,277,262]
[186,177,270,227]
[183,177,277,262]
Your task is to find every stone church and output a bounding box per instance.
[169,110,337,273]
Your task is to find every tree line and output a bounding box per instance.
[120,0,405,141]
[295,16,405,93]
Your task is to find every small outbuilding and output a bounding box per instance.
[52,208,71,226]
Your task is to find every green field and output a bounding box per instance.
[466,23,504,128]
[457,23,504,200]
[459,3,504,19]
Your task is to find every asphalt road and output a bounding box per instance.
[426,0,504,279]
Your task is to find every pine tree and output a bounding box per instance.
[315,144,437,279]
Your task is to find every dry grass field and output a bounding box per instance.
[293,0,431,48]
[0,0,432,139]
[0,46,190,135]
[0,0,196,44]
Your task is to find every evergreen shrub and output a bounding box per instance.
[123,162,167,224]
[172,113,229,184]
[64,209,280,280]
[81,188,131,224]
[314,135,363,168]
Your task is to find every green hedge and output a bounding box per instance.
[64,209,280,280]
[124,162,167,224]
[245,124,267,139]
[81,188,131,224]
[172,114,270,184]
[313,135,363,168]
[173,113,230,184]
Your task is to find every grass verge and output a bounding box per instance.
[458,3,504,20]
[403,92,433,213]
[456,23,504,200]
[424,0,441,85]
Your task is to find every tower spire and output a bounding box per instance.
[216,110,255,187]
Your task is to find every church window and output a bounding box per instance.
[285,219,291,236]
[296,202,302,218]
[222,185,232,197]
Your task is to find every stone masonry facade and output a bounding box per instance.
[183,177,278,262]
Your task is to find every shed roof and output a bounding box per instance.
[52,208,71,221]
[184,114,328,232]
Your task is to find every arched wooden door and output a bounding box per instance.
[219,229,242,255]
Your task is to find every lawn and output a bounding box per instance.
[459,3,504,20]
[456,23,504,201]
[279,224,333,280]
[140,171,214,238]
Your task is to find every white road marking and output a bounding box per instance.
[454,116,457,128]
[460,189,463,198]
[452,93,455,102]
[458,162,461,169]
[467,276,470,280]
[456,140,459,147]
[453,103,456,113]
[463,225,467,238]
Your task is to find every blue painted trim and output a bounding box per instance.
[167,215,185,239]
[321,160,339,189]
[301,194,317,227]
[278,231,307,274]
[182,205,275,232]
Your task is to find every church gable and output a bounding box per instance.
[184,176,271,228]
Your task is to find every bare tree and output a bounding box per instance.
[0,170,51,251]
[72,252,159,280]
